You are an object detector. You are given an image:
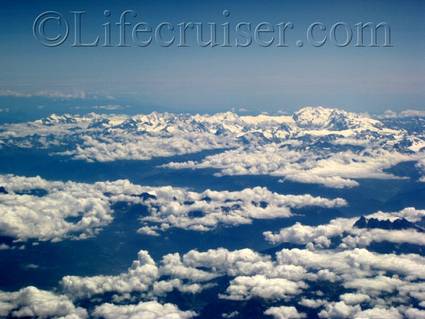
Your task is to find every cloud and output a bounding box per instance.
[277,248,425,280]
[71,104,131,111]
[264,207,425,249]
[298,298,327,309]
[263,218,353,248]
[0,175,346,243]
[416,158,425,182]
[65,132,236,162]
[221,275,306,301]
[92,301,197,319]
[405,308,425,319]
[0,112,240,161]
[340,293,370,305]
[0,89,114,100]
[0,175,113,242]
[0,286,87,319]
[264,306,306,319]
[318,302,405,319]
[136,186,346,234]
[16,242,424,318]
[0,89,91,100]
[165,146,412,189]
[61,248,272,299]
[317,302,361,319]
[62,250,159,299]
[58,245,425,315]
[380,109,425,119]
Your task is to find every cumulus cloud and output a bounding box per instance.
[13,242,424,318]
[318,301,361,319]
[405,308,425,319]
[264,306,306,319]
[66,132,236,162]
[136,186,346,234]
[277,248,425,280]
[298,298,327,309]
[61,248,273,299]
[0,286,87,319]
[164,146,412,189]
[318,302,408,319]
[264,207,425,249]
[222,275,306,301]
[0,175,113,242]
[340,293,370,305]
[58,244,425,315]
[62,250,159,299]
[0,175,345,242]
[92,301,196,319]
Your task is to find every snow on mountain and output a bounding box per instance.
[0,106,424,185]
[1,106,403,141]
[293,106,379,130]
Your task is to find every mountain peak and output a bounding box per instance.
[293,106,380,131]
[354,216,423,231]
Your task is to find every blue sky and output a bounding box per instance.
[0,0,424,114]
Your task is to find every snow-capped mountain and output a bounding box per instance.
[17,106,401,138]
[0,107,423,179]
[293,106,380,131]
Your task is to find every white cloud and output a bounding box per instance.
[136,186,346,234]
[165,146,412,189]
[264,207,425,249]
[277,248,425,280]
[298,298,327,309]
[381,109,425,119]
[61,248,272,299]
[0,175,113,242]
[0,89,112,100]
[353,307,402,319]
[66,132,236,162]
[80,104,129,111]
[263,218,354,247]
[318,301,360,318]
[264,306,306,319]
[62,250,159,299]
[340,293,370,305]
[0,175,345,243]
[92,301,196,319]
[49,244,425,317]
[222,275,306,301]
[0,286,87,319]
[405,308,425,319]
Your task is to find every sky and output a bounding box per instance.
[0,0,424,114]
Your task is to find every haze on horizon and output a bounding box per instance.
[0,0,424,114]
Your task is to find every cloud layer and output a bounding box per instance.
[0,175,346,243]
